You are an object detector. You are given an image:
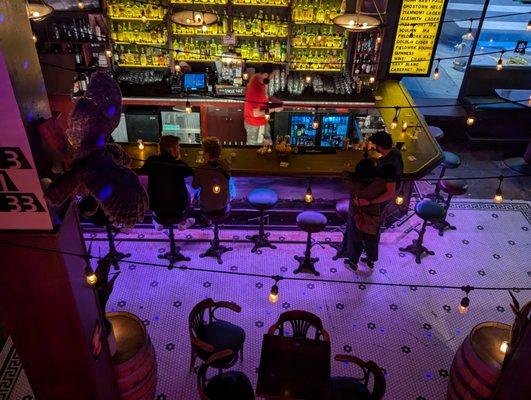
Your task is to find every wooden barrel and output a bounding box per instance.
[448,321,511,400]
[107,312,157,400]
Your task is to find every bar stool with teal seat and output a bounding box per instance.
[245,188,279,253]
[331,198,349,260]
[429,151,461,201]
[432,178,468,236]
[399,199,446,264]
[294,211,327,276]
[428,126,444,142]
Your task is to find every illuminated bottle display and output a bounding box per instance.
[171,0,228,4]
[112,21,167,44]
[291,0,344,24]
[291,48,344,71]
[173,38,223,61]
[232,11,289,37]
[236,39,287,62]
[115,45,169,67]
[233,0,289,6]
[107,1,165,20]
[291,25,344,49]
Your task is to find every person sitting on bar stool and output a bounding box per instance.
[343,158,386,271]
[140,135,195,232]
[193,137,234,263]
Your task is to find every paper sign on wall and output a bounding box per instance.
[389,0,448,76]
[0,51,52,230]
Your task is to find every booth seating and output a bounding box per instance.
[432,178,469,236]
[331,198,349,260]
[294,211,327,276]
[80,197,130,270]
[197,351,255,400]
[399,199,446,264]
[429,151,461,201]
[428,126,444,142]
[245,188,279,253]
[153,210,190,268]
[200,205,233,264]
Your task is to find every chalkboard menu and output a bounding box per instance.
[389,0,448,76]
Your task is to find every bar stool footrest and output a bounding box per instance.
[431,219,456,236]
[158,248,190,269]
[199,244,233,265]
[399,240,435,264]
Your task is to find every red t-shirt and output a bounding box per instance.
[244,75,268,126]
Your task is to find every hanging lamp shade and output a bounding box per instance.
[26,0,54,21]
[171,10,217,27]
[333,13,380,31]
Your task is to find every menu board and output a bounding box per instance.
[389,0,448,76]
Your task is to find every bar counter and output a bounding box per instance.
[122,81,442,178]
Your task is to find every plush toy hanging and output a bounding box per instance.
[45,72,149,228]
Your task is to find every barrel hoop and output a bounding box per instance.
[459,343,496,393]
[448,364,464,400]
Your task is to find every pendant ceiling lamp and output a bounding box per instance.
[333,0,382,31]
[26,0,54,21]
[171,10,217,27]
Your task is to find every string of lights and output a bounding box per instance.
[0,240,528,312]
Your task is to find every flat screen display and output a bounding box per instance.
[125,113,160,142]
[289,114,318,147]
[320,115,350,147]
[183,73,207,92]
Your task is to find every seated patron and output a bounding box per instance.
[192,137,232,212]
[140,135,195,230]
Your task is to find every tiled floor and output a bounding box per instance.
[2,199,530,400]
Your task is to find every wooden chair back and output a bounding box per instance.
[334,355,386,400]
[268,310,330,341]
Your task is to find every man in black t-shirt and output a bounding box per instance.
[140,135,195,230]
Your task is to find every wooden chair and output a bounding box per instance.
[330,355,386,400]
[189,298,245,372]
[197,350,255,400]
[267,310,330,341]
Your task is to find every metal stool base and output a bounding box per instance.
[199,244,233,265]
[245,232,277,253]
[158,249,190,269]
[432,220,456,236]
[399,239,434,264]
[293,255,320,276]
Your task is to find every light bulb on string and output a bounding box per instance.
[395,190,405,206]
[376,33,381,43]
[202,21,208,33]
[493,176,504,203]
[466,19,473,39]
[496,52,504,71]
[458,286,473,314]
[185,99,192,114]
[304,185,313,203]
[32,33,37,43]
[402,121,408,130]
[137,139,144,150]
[77,1,84,10]
[391,107,400,129]
[269,284,279,303]
[105,48,112,58]
[305,74,312,84]
[369,76,375,84]
[195,12,203,23]
[85,266,97,286]
[264,108,270,121]
[312,107,319,130]
[433,59,440,80]
[500,341,509,354]
[466,114,475,126]
[212,184,221,194]
[175,63,181,73]
[242,72,248,81]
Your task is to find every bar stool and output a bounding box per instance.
[245,188,278,253]
[153,211,191,269]
[428,126,444,142]
[200,205,233,264]
[399,199,445,264]
[80,197,130,270]
[432,178,468,236]
[429,151,461,201]
[331,198,349,260]
[294,211,327,276]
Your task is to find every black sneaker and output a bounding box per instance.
[344,259,358,271]
[361,257,375,269]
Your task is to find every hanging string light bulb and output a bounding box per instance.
[185,99,192,114]
[496,51,504,71]
[137,139,144,150]
[85,266,97,286]
[105,48,112,58]
[433,58,441,80]
[391,107,400,129]
[202,20,208,33]
[77,1,84,9]
[264,108,270,121]
[212,184,221,194]
[500,341,509,354]
[304,183,313,203]
[194,12,203,23]
[402,121,408,130]
[466,112,475,126]
[493,176,504,203]
[242,72,248,81]
[459,286,473,314]
[395,190,405,206]
[312,107,319,130]
[32,33,37,43]
[268,276,282,303]
[369,76,375,84]
[376,33,381,44]
[466,19,473,39]
[174,63,181,73]
[305,74,312,84]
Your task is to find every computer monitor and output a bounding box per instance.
[182,73,207,92]
[320,115,350,148]
[289,114,318,147]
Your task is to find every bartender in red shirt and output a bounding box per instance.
[244,63,283,146]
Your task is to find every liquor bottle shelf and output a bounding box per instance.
[291,45,343,50]
[109,17,164,22]
[117,64,169,68]
[172,33,226,37]
[235,34,288,39]
[115,41,167,46]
